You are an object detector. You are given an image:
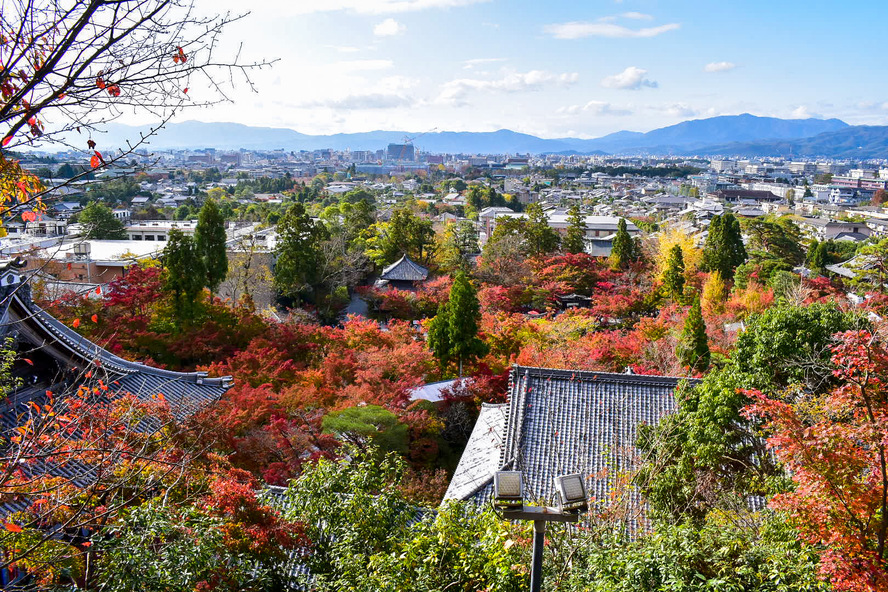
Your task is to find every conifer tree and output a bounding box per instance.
[163,229,206,323]
[610,218,635,269]
[702,213,746,279]
[563,205,587,254]
[524,203,560,256]
[677,296,710,373]
[662,244,685,301]
[195,198,228,292]
[428,272,488,376]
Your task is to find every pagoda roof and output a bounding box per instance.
[380,255,429,282]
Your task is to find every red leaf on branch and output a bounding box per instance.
[91,314,98,324]
[2,136,11,147]
[4,523,22,533]
[72,319,81,328]
[21,211,36,222]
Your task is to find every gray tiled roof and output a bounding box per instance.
[380,255,429,282]
[443,404,507,501]
[448,366,696,523]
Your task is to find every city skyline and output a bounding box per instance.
[145,1,888,139]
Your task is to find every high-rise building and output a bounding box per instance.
[387,143,414,161]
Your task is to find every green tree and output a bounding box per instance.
[702,213,747,279]
[163,229,206,323]
[280,449,528,592]
[662,244,686,301]
[438,220,479,272]
[195,198,228,292]
[274,203,329,301]
[322,405,408,454]
[524,202,560,256]
[78,201,126,239]
[428,272,488,376]
[744,217,805,268]
[609,218,635,270]
[676,296,710,373]
[640,303,863,522]
[364,208,435,267]
[563,205,587,254]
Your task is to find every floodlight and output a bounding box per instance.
[555,473,588,513]
[494,471,524,509]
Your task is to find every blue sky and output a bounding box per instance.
[181,0,888,138]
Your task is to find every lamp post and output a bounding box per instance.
[494,471,588,592]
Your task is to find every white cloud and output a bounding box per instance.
[658,103,699,118]
[545,21,680,39]
[463,58,507,69]
[601,67,657,90]
[300,93,413,110]
[620,12,653,20]
[284,0,491,15]
[791,105,823,119]
[374,18,406,36]
[558,101,632,116]
[438,70,579,105]
[704,61,736,73]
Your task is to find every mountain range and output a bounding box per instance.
[89,114,888,159]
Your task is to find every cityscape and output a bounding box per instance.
[1,1,888,591]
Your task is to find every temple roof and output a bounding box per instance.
[445,365,697,527]
[380,255,429,282]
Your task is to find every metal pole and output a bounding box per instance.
[530,520,545,592]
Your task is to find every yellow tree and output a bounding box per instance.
[656,227,703,277]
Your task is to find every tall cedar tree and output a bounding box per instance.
[563,205,587,254]
[662,244,686,301]
[428,272,488,376]
[524,203,560,256]
[195,198,228,292]
[677,296,710,372]
[702,213,747,279]
[274,203,329,301]
[609,218,635,269]
[163,229,205,323]
[78,201,127,239]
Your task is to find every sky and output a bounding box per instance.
[172,0,888,139]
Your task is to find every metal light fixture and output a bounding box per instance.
[493,470,586,592]
[555,473,588,513]
[493,471,524,509]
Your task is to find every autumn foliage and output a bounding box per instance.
[744,330,888,591]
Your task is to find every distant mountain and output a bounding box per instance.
[688,125,888,159]
[575,113,848,154]
[89,114,851,156]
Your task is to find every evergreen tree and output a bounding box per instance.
[563,205,587,254]
[662,244,686,301]
[428,272,488,376]
[195,198,228,292]
[524,202,560,256]
[676,296,710,373]
[78,202,126,239]
[702,213,747,279]
[609,218,635,269]
[427,301,453,370]
[163,229,206,323]
[274,203,329,301]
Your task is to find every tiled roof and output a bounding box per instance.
[447,365,697,526]
[380,255,429,282]
[443,404,507,501]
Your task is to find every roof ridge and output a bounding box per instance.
[511,364,699,385]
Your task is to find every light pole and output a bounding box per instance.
[494,471,589,592]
